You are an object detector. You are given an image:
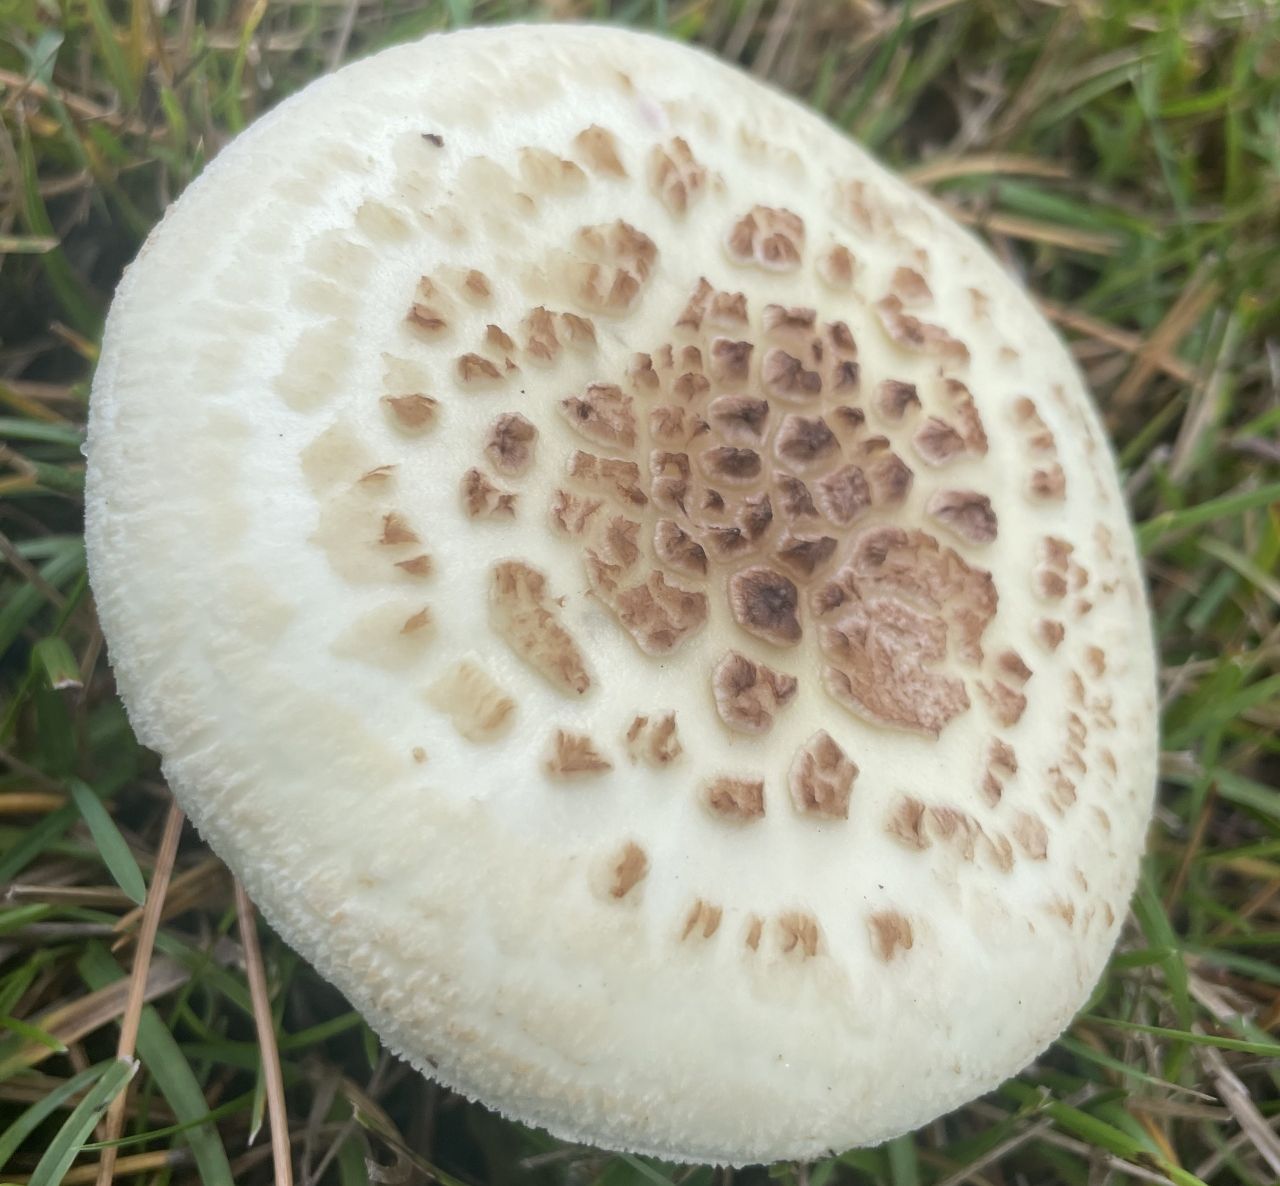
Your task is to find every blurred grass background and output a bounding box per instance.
[2,0,1280,1183]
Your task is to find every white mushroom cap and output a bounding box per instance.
[85,24,1159,1165]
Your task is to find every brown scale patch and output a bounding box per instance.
[462,270,491,302]
[886,795,928,849]
[927,490,998,545]
[1036,618,1066,650]
[979,679,1027,727]
[456,353,502,385]
[778,912,821,959]
[712,651,798,734]
[1047,898,1077,928]
[1012,397,1057,453]
[788,731,857,819]
[912,418,965,466]
[332,602,435,671]
[517,307,596,366]
[485,413,537,476]
[405,278,450,337]
[775,529,838,578]
[550,489,603,536]
[708,395,769,444]
[427,661,515,742]
[568,451,647,507]
[1030,463,1067,501]
[888,799,1015,872]
[817,243,856,288]
[700,445,763,485]
[998,650,1033,684]
[875,295,969,364]
[891,266,932,304]
[681,899,723,940]
[983,738,1018,805]
[675,277,748,331]
[857,440,914,506]
[763,304,817,336]
[382,394,439,434]
[485,324,517,356]
[625,712,682,767]
[875,380,920,422]
[348,455,388,483]
[819,595,965,734]
[704,776,765,821]
[396,555,433,578]
[460,469,517,519]
[608,842,648,898]
[763,350,822,402]
[1034,535,1073,601]
[545,730,612,778]
[745,916,764,951]
[519,147,587,194]
[651,137,707,214]
[521,306,560,365]
[489,561,591,696]
[1012,397,1066,500]
[725,206,805,271]
[708,337,754,383]
[587,560,708,655]
[380,512,418,546]
[565,220,657,314]
[1046,765,1078,814]
[941,380,988,455]
[775,414,838,471]
[574,125,627,177]
[868,911,914,962]
[776,474,819,519]
[561,384,637,449]
[729,566,802,647]
[603,515,641,567]
[1013,812,1049,860]
[812,527,995,735]
[653,519,708,576]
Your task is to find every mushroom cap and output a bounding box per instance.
[85,24,1158,1165]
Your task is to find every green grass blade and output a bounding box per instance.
[28,1057,137,1186]
[78,946,236,1186]
[66,778,146,904]
[0,806,77,883]
[0,1063,108,1170]
[0,539,86,658]
[1138,482,1280,552]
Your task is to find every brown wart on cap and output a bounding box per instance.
[87,22,1157,1170]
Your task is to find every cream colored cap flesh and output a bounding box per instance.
[85,24,1158,1165]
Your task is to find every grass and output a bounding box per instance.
[1,0,1279,1182]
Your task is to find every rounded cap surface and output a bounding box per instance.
[86,24,1158,1165]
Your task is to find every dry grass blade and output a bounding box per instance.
[236,880,294,1186]
[93,801,185,1186]
[1039,299,1197,383]
[0,790,68,814]
[1199,1040,1280,1176]
[947,206,1121,254]
[111,854,227,946]
[1112,264,1223,408]
[10,1149,188,1184]
[0,69,155,138]
[905,153,1071,184]
[0,958,188,1074]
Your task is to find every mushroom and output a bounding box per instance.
[85,24,1158,1166]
